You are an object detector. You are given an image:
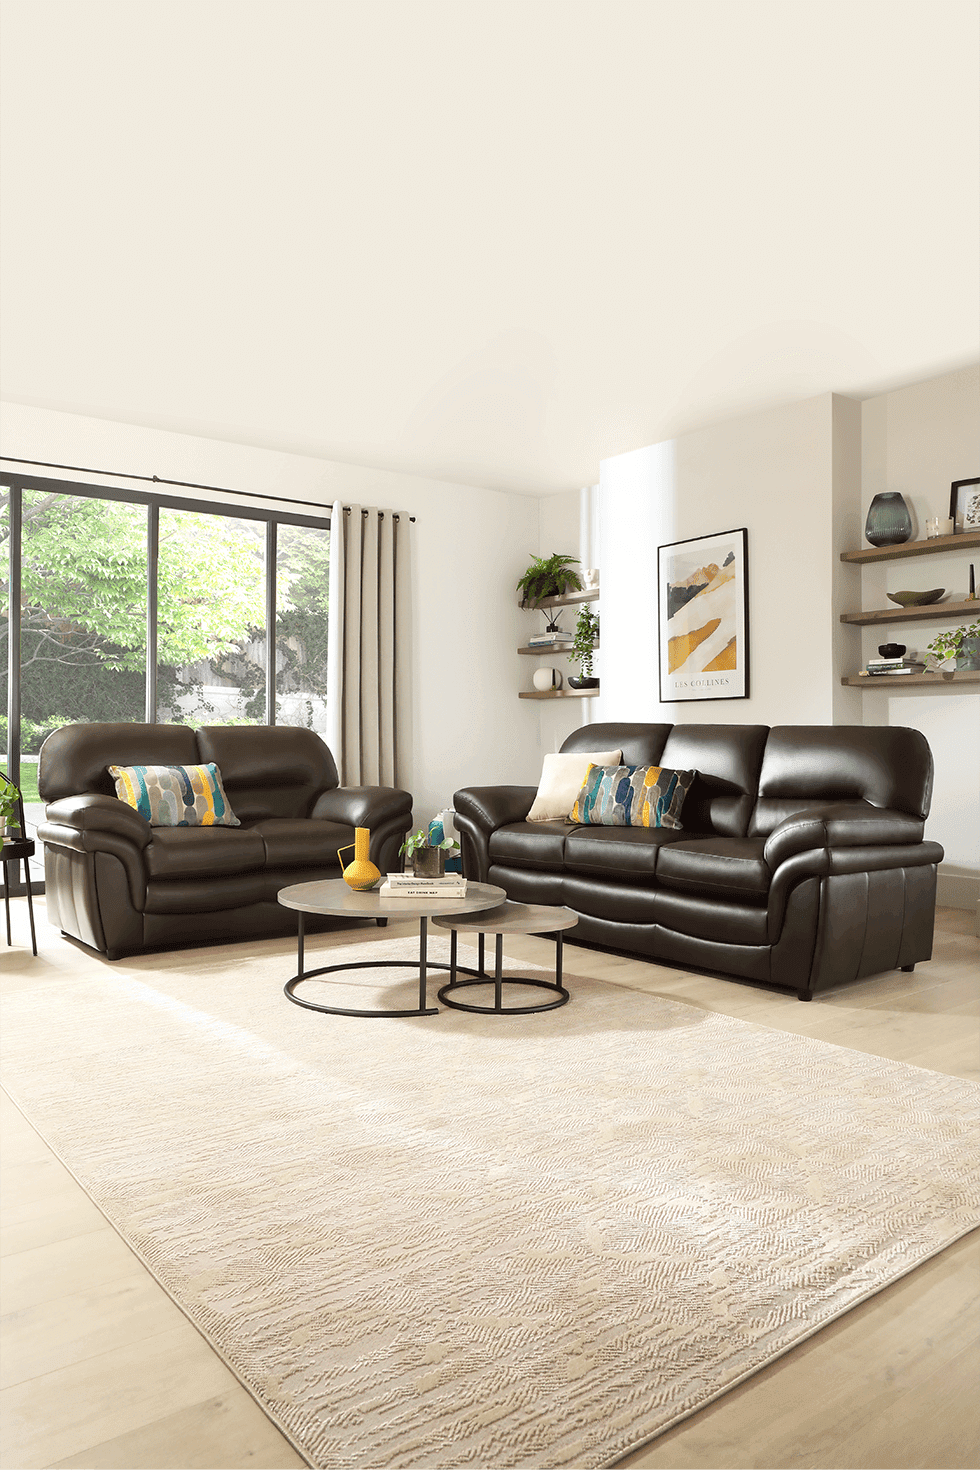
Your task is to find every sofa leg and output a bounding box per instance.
[376,917,388,928]
[900,962,915,972]
[797,989,813,1002]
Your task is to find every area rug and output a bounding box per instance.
[2,935,979,1469]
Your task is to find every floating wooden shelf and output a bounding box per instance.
[519,688,600,699]
[840,532,980,564]
[840,599,979,627]
[519,587,600,609]
[517,641,599,655]
[841,670,980,688]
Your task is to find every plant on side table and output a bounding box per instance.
[0,775,22,840]
[568,605,600,690]
[399,828,461,878]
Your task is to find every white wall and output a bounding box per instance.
[858,365,980,906]
[597,392,861,727]
[0,402,542,826]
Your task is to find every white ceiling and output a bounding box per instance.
[1,0,977,494]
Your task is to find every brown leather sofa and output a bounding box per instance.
[37,723,413,959]
[454,722,943,1000]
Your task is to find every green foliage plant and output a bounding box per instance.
[926,618,980,668]
[398,828,460,858]
[516,553,582,608]
[571,605,600,678]
[0,774,21,832]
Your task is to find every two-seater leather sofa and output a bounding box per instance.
[454,722,943,1000]
[37,722,413,959]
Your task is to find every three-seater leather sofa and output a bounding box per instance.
[37,722,413,959]
[454,722,943,1001]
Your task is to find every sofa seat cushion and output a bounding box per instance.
[144,825,267,880]
[489,821,569,871]
[245,818,354,869]
[655,836,770,902]
[564,826,689,879]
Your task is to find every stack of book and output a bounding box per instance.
[861,654,925,677]
[378,871,467,898]
[526,630,571,647]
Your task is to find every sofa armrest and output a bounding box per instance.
[310,785,413,830]
[764,802,925,870]
[40,793,152,848]
[453,786,538,835]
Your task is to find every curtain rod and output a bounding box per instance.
[0,455,416,520]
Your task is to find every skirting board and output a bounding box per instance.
[936,864,980,916]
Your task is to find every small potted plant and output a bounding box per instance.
[0,777,22,841]
[925,619,980,672]
[567,605,600,690]
[399,827,461,878]
[516,553,582,609]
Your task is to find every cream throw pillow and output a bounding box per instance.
[526,749,623,822]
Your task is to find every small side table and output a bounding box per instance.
[432,902,578,1014]
[2,835,38,956]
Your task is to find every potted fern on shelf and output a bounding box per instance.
[568,605,600,690]
[516,553,582,609]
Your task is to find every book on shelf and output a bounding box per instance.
[866,656,921,668]
[527,634,571,646]
[859,664,925,676]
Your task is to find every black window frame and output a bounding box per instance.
[2,469,331,795]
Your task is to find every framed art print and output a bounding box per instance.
[657,527,749,702]
[949,477,980,534]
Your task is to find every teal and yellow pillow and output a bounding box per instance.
[108,763,240,828]
[569,763,694,829]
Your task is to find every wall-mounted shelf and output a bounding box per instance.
[518,688,600,699]
[519,587,600,609]
[840,531,980,564]
[840,599,979,627]
[841,671,980,688]
[518,641,599,655]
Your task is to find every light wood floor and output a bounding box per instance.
[1,900,977,1470]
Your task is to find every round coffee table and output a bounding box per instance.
[277,878,506,1018]
[432,902,578,1014]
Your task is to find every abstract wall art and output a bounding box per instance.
[657,527,749,702]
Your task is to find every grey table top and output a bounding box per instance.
[277,877,507,920]
[432,901,579,935]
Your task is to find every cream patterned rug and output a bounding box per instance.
[2,935,979,1469]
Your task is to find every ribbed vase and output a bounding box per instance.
[865,492,912,547]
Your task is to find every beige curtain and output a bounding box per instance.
[326,502,409,786]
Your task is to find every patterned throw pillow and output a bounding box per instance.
[108,763,240,828]
[569,763,694,829]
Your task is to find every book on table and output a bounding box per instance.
[379,875,467,897]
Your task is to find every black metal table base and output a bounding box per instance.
[284,912,444,1018]
[437,930,570,1015]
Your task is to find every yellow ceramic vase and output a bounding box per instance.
[340,826,382,891]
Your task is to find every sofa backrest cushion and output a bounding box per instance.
[749,725,934,835]
[39,723,200,802]
[196,725,339,820]
[659,724,770,836]
[560,723,672,769]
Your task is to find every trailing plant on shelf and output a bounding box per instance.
[925,619,980,672]
[516,553,582,609]
[568,605,600,689]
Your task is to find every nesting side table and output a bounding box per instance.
[432,902,578,1014]
[2,835,38,956]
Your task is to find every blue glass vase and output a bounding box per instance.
[865,492,912,547]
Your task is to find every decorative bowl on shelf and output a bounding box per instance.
[878,643,907,659]
[886,589,946,607]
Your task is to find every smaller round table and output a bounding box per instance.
[432,902,578,1015]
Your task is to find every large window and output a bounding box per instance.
[2,474,331,859]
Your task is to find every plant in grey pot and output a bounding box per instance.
[925,619,980,672]
[567,605,600,690]
[399,827,461,877]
